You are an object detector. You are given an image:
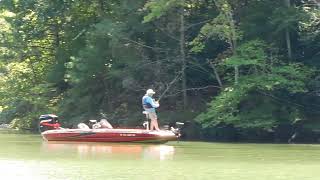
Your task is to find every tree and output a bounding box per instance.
[196,39,314,133]
[190,0,242,85]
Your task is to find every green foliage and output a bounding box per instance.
[0,61,55,128]
[223,40,267,66]
[143,0,184,23]
[190,1,243,53]
[0,0,319,142]
[196,39,314,130]
[271,5,308,33]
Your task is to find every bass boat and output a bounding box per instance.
[39,114,182,143]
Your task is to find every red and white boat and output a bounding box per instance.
[39,114,181,143]
[41,128,178,143]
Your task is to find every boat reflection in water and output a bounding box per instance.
[42,142,175,160]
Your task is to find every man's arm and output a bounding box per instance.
[147,97,160,108]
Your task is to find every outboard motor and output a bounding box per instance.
[39,114,61,133]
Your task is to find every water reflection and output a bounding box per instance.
[42,142,175,160]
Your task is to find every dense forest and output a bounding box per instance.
[0,0,320,142]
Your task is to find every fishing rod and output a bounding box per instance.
[157,69,184,101]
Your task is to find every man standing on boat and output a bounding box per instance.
[142,89,160,131]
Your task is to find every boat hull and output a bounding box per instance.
[41,128,178,143]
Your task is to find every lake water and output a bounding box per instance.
[0,132,320,180]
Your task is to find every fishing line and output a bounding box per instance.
[157,68,185,101]
[258,90,320,113]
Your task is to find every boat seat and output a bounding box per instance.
[89,120,97,123]
[142,111,150,120]
[143,121,149,130]
[99,119,113,129]
[77,123,90,129]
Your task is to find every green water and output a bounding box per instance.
[0,133,320,180]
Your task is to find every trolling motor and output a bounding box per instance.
[38,114,61,133]
[170,122,184,137]
[162,122,184,137]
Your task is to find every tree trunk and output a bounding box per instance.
[180,11,187,109]
[209,62,223,87]
[214,0,239,84]
[53,23,60,50]
[228,12,239,84]
[285,0,292,60]
[234,65,239,84]
[98,0,105,17]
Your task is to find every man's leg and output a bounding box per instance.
[149,119,154,130]
[146,114,151,130]
[150,112,160,131]
[152,119,160,131]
